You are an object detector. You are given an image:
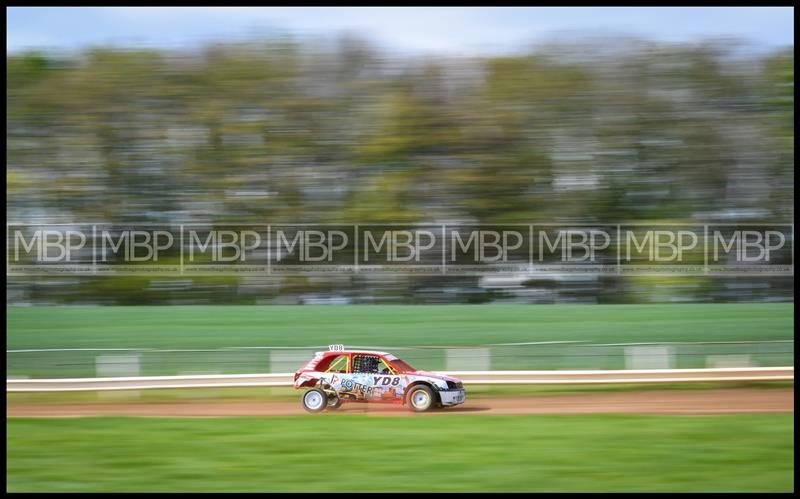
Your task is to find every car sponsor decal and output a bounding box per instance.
[340,377,374,398]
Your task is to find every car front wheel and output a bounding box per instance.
[302,388,328,413]
[406,385,435,412]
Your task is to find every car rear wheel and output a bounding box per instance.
[302,388,328,413]
[327,395,343,410]
[406,385,435,412]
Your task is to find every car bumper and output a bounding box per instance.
[438,389,466,406]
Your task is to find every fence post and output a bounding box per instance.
[96,354,141,400]
[624,346,674,370]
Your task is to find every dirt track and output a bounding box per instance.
[6,388,793,417]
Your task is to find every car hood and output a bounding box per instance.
[407,370,461,383]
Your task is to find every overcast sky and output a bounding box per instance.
[7,7,795,55]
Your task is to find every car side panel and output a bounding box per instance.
[318,372,399,401]
[319,372,452,402]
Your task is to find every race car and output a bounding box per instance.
[293,345,466,413]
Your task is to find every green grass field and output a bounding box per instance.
[6,414,793,492]
[7,303,794,377]
[7,303,793,349]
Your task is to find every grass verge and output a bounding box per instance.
[7,414,793,492]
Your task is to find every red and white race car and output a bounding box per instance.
[293,345,466,412]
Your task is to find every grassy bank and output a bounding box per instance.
[7,303,793,377]
[7,303,793,350]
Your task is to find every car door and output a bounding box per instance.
[344,354,381,400]
[348,354,404,401]
[371,356,405,401]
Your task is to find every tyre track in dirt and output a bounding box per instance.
[6,388,793,417]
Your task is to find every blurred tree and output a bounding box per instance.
[5,37,794,304]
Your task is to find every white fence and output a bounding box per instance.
[7,340,794,380]
[6,367,793,392]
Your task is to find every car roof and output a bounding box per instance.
[315,349,393,357]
